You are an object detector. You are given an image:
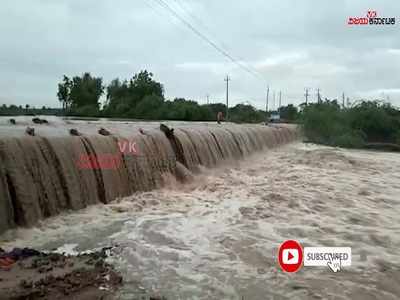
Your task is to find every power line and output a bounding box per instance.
[150,0,266,82]
[153,0,259,78]
[170,0,211,34]
[143,0,183,28]
[170,0,236,60]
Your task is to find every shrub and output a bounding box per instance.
[301,100,400,149]
[72,105,99,117]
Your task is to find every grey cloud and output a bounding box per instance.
[0,0,399,108]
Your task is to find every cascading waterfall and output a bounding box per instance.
[0,124,299,234]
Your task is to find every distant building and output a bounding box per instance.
[269,111,280,123]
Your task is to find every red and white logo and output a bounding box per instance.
[348,10,396,25]
[367,10,377,18]
[283,249,299,264]
[278,240,303,272]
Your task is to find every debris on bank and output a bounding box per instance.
[0,247,122,300]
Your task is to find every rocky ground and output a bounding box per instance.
[0,247,122,300]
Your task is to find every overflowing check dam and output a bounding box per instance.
[0,119,399,299]
[0,120,299,234]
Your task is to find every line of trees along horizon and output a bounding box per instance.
[55,70,270,123]
[3,69,400,150]
[0,104,62,116]
[0,70,301,122]
[57,69,400,149]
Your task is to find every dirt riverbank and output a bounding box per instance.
[0,247,122,300]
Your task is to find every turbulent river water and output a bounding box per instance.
[1,142,399,300]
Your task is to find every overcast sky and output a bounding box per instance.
[0,0,399,109]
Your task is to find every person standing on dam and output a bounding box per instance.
[217,111,223,124]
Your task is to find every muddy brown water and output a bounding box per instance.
[1,139,399,299]
[0,118,298,234]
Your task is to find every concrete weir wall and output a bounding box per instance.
[0,125,299,234]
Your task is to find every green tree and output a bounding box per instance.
[163,98,210,121]
[279,104,298,121]
[69,73,104,109]
[57,73,104,116]
[129,70,163,105]
[131,95,164,119]
[205,103,226,119]
[348,101,399,143]
[298,100,400,148]
[57,75,72,111]
[103,70,164,117]
[104,78,130,117]
[229,104,264,123]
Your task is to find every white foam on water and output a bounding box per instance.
[1,142,400,299]
[52,243,80,255]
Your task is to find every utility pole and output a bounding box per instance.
[305,88,309,105]
[207,94,210,105]
[225,75,230,121]
[273,91,276,111]
[266,86,270,122]
[342,92,345,108]
[317,88,321,104]
[279,91,282,111]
